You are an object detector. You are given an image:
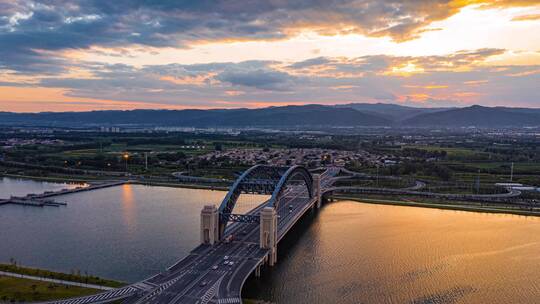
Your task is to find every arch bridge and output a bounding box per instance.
[45,165,342,304]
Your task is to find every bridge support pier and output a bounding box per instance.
[200,205,219,245]
[260,207,278,266]
[313,174,321,209]
[255,265,261,277]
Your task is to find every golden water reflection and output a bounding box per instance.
[246,201,540,303]
[120,184,136,232]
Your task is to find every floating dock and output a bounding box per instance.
[0,197,66,207]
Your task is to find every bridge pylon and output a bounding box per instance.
[313,173,322,209]
[260,207,278,266]
[200,205,219,245]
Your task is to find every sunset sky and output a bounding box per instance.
[0,0,539,112]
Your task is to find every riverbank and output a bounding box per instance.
[132,180,229,191]
[333,195,540,217]
[0,173,91,184]
[0,173,230,191]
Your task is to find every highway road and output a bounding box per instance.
[130,186,320,303]
[126,168,338,304]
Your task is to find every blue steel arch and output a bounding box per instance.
[219,164,262,215]
[218,165,286,214]
[218,165,288,234]
[268,165,313,211]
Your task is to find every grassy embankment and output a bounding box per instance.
[333,195,540,217]
[0,276,99,303]
[0,263,125,302]
[0,264,125,288]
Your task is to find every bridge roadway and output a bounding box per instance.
[131,186,326,303]
[46,168,338,304]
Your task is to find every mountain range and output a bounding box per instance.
[1,104,539,128]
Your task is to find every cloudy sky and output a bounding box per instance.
[0,0,539,112]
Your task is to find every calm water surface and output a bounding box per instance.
[0,178,264,282]
[1,178,540,303]
[244,201,540,303]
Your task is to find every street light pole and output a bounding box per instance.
[123,153,129,172]
[376,164,379,187]
[475,169,480,194]
[145,152,148,171]
[510,162,514,182]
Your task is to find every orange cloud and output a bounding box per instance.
[453,91,482,99]
[330,85,359,91]
[404,84,449,89]
[505,69,540,76]
[224,90,245,96]
[365,0,540,42]
[387,63,425,76]
[464,80,489,85]
[511,13,540,21]
[402,94,431,102]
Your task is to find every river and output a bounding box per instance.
[1,178,539,303]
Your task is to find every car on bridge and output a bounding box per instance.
[224,234,234,243]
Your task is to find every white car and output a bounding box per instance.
[212,265,218,270]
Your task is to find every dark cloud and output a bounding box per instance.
[1,0,535,73]
[217,69,294,90]
[288,57,330,69]
[217,64,296,91]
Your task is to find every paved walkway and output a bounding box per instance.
[0,270,114,291]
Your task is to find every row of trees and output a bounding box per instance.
[399,148,447,159]
[381,161,453,181]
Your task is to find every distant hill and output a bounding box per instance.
[402,105,540,127]
[335,103,449,121]
[1,104,539,128]
[209,105,392,126]
[0,105,391,127]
